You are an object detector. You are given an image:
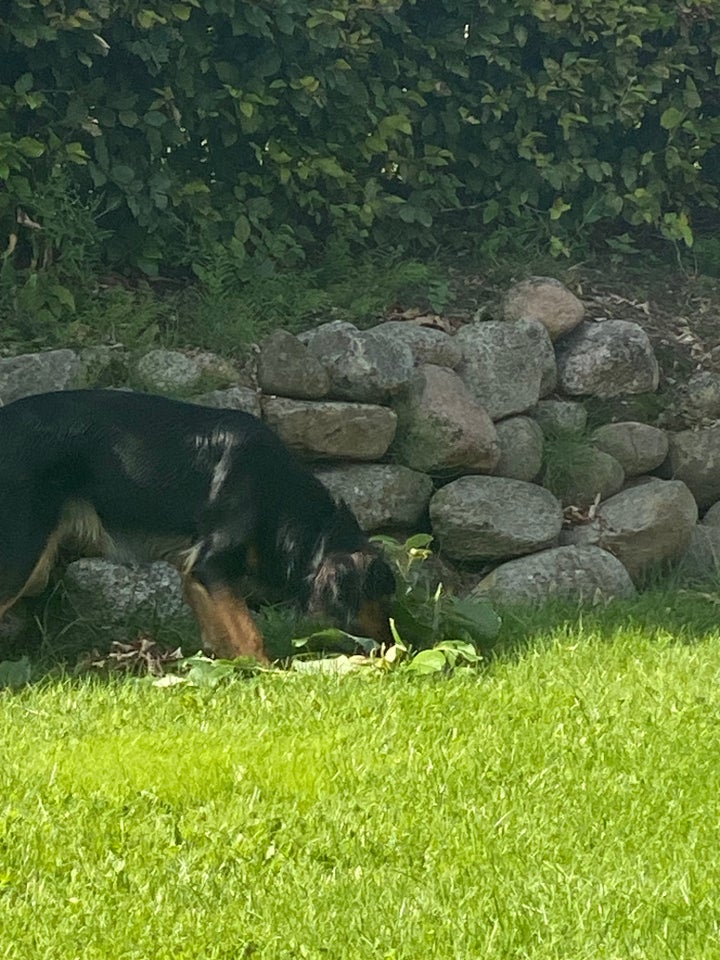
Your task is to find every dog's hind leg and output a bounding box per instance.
[183,576,269,665]
[0,505,63,622]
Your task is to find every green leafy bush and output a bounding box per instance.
[1,0,718,290]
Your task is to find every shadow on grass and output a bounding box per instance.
[487,585,720,664]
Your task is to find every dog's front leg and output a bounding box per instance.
[183,576,269,665]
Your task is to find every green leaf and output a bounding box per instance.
[317,157,345,178]
[185,659,236,687]
[65,141,89,163]
[291,628,351,649]
[684,78,701,109]
[415,207,433,228]
[234,214,251,242]
[389,617,408,652]
[483,199,500,224]
[444,597,501,641]
[405,533,434,551]
[406,649,446,674]
[54,285,76,310]
[16,137,44,158]
[660,107,684,130]
[513,24,528,46]
[14,73,33,94]
[144,111,166,128]
[291,656,363,676]
[112,164,135,185]
[550,196,572,220]
[138,8,165,28]
[433,640,481,666]
[380,114,412,136]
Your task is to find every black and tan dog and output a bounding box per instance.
[0,389,395,662]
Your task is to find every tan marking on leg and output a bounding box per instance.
[0,499,113,623]
[183,576,269,664]
[0,527,64,621]
[0,597,18,620]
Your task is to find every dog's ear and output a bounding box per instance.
[308,552,363,626]
[308,549,395,627]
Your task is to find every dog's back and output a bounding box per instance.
[0,389,294,534]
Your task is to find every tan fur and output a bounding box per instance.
[183,576,268,663]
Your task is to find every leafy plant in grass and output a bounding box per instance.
[375,533,500,649]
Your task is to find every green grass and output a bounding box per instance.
[3,591,720,957]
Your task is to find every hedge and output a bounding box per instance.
[1,0,719,277]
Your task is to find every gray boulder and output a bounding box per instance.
[561,478,698,581]
[556,320,659,397]
[430,476,563,561]
[472,545,636,605]
[491,416,544,482]
[258,330,330,399]
[678,371,720,421]
[191,350,242,388]
[501,276,585,341]
[193,386,262,418]
[0,349,83,404]
[702,502,720,527]
[372,321,462,369]
[261,397,397,460]
[592,421,669,478]
[392,364,499,474]
[315,464,433,532]
[539,337,559,397]
[663,425,720,510]
[303,321,414,402]
[455,319,556,420]
[676,525,720,584]
[0,604,33,648]
[134,349,204,394]
[62,559,197,644]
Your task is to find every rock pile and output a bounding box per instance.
[1,275,715,641]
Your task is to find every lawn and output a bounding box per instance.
[2,593,720,959]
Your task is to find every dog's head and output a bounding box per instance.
[307,547,396,646]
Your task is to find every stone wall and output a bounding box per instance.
[2,275,718,623]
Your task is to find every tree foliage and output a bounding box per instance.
[1,0,719,276]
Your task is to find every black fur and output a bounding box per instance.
[0,389,395,652]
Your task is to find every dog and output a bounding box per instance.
[0,389,396,663]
